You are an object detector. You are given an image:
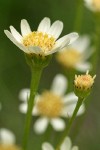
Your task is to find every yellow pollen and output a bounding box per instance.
[56,48,81,69]
[74,71,96,90]
[0,145,21,150]
[37,91,63,118]
[92,0,100,10]
[23,31,55,52]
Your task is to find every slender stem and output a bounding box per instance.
[22,67,43,150]
[74,0,83,32]
[70,13,100,142]
[56,98,83,150]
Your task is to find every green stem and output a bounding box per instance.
[56,97,83,150]
[70,13,100,142]
[74,0,83,32]
[22,67,43,150]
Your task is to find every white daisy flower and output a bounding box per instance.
[4,17,78,56]
[56,36,93,72]
[42,136,79,150]
[19,74,85,134]
[0,128,20,150]
[84,0,100,12]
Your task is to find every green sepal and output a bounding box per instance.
[74,85,92,99]
[25,53,52,70]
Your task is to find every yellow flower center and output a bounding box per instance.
[74,71,96,90]
[92,0,100,10]
[56,48,81,69]
[0,145,20,150]
[37,91,63,118]
[23,31,55,52]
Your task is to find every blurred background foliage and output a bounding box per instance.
[0,0,100,150]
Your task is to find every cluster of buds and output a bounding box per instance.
[74,71,96,99]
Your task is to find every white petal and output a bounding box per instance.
[4,30,28,53]
[55,35,70,48]
[32,94,41,115]
[57,32,78,46]
[34,94,41,103]
[10,26,22,43]
[83,47,94,60]
[19,103,27,114]
[66,32,79,45]
[48,20,63,39]
[77,104,85,116]
[84,0,92,6]
[21,19,31,36]
[32,105,39,116]
[61,93,78,117]
[62,103,85,118]
[51,74,67,96]
[34,117,49,134]
[42,143,54,150]
[60,137,72,150]
[55,32,78,49]
[0,128,15,145]
[28,46,43,54]
[62,93,85,117]
[19,101,40,116]
[19,88,30,102]
[38,17,51,33]
[50,118,65,131]
[84,0,95,11]
[72,146,79,150]
[70,35,90,53]
[63,92,78,104]
[44,47,61,56]
[75,62,92,72]
[60,39,70,49]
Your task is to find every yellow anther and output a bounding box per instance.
[23,31,55,52]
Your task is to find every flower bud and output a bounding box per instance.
[74,71,96,99]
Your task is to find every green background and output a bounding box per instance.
[0,0,100,149]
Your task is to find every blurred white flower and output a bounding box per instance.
[56,36,93,72]
[0,128,16,145]
[19,74,85,134]
[4,17,78,56]
[42,136,79,150]
[84,0,100,12]
[0,128,20,150]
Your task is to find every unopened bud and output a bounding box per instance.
[74,71,96,99]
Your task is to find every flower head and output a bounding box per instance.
[74,70,96,98]
[56,36,93,72]
[42,136,79,150]
[4,17,78,56]
[19,74,85,134]
[84,0,100,12]
[0,128,20,150]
